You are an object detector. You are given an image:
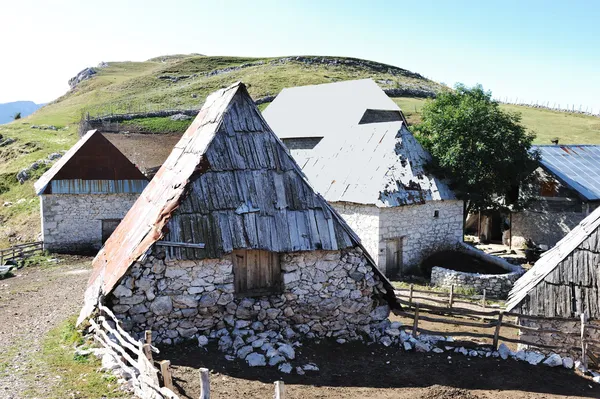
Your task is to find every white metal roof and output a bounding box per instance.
[506,205,600,311]
[263,79,455,207]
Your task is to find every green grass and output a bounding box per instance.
[37,317,126,398]
[393,97,600,144]
[121,116,192,133]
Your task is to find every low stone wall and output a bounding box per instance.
[430,266,523,298]
[109,247,390,345]
[517,318,600,358]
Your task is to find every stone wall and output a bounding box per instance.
[511,209,587,249]
[109,247,390,345]
[331,202,380,267]
[41,193,140,253]
[517,318,600,358]
[379,200,464,273]
[430,266,523,299]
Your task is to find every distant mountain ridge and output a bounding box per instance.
[0,101,44,124]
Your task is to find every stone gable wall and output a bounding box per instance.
[109,248,390,345]
[41,193,140,253]
[379,200,464,273]
[331,202,380,265]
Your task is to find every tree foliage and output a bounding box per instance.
[13,112,21,120]
[414,84,540,216]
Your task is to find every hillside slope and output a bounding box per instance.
[0,54,599,247]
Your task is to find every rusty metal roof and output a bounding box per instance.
[34,129,148,195]
[79,82,397,322]
[534,145,600,201]
[263,79,455,206]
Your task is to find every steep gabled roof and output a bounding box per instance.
[533,145,600,201]
[34,129,148,195]
[506,205,600,311]
[263,79,455,206]
[79,82,396,322]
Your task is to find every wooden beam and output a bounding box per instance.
[493,312,503,350]
[199,368,210,399]
[156,241,206,249]
[159,360,173,391]
[274,381,285,399]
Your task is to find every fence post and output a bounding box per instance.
[159,360,173,390]
[144,330,153,362]
[493,311,504,350]
[581,313,588,370]
[274,381,285,399]
[409,284,414,306]
[449,285,454,309]
[481,289,486,310]
[412,305,420,336]
[199,368,210,399]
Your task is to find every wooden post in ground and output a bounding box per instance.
[409,284,414,306]
[493,311,504,350]
[274,381,285,399]
[199,368,210,399]
[159,360,173,390]
[581,313,588,370]
[481,289,486,309]
[143,330,153,362]
[412,305,420,336]
[449,285,454,309]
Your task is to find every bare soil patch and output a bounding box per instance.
[161,339,600,399]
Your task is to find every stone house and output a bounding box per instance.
[78,82,397,346]
[34,129,149,253]
[263,79,463,277]
[506,206,600,356]
[509,145,600,249]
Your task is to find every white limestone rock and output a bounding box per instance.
[525,351,545,366]
[246,353,266,367]
[269,355,286,366]
[278,344,296,360]
[303,363,319,372]
[403,341,413,351]
[543,353,562,367]
[237,345,254,360]
[150,296,173,316]
[498,343,510,360]
[380,336,392,347]
[562,357,574,369]
[278,363,293,374]
[197,336,209,347]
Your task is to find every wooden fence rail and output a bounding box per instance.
[394,285,597,369]
[0,241,43,265]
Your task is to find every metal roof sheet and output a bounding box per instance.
[534,145,600,201]
[263,79,455,206]
[34,129,148,195]
[506,205,600,311]
[79,82,397,322]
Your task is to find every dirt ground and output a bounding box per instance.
[162,339,600,399]
[0,256,92,398]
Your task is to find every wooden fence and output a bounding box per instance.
[0,241,43,265]
[90,305,180,399]
[394,285,598,369]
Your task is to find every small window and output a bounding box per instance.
[101,219,121,244]
[433,210,440,218]
[233,250,281,296]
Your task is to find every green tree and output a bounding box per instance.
[414,84,540,218]
[13,112,21,120]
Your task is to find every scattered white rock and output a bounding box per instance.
[432,347,444,354]
[278,363,293,374]
[562,357,574,369]
[197,335,209,347]
[296,366,305,375]
[302,363,319,372]
[498,343,510,360]
[415,341,431,353]
[403,341,412,351]
[380,336,392,347]
[542,353,562,367]
[278,344,295,360]
[525,351,545,366]
[246,353,266,367]
[269,355,286,366]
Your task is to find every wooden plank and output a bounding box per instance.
[160,360,173,391]
[156,241,206,249]
[493,312,503,350]
[200,368,210,399]
[412,305,419,336]
[233,250,247,294]
[417,327,495,340]
[274,381,285,399]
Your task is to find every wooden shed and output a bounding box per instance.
[79,82,397,345]
[507,206,600,354]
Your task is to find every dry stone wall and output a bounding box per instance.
[511,210,587,249]
[331,202,380,266]
[41,193,140,253]
[379,200,464,273]
[431,266,523,299]
[109,247,390,345]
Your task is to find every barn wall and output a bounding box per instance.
[379,200,464,274]
[517,318,600,358]
[330,202,380,266]
[511,208,587,248]
[109,247,390,345]
[41,193,140,253]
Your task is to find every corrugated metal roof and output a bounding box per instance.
[79,82,397,322]
[534,145,600,201]
[263,79,455,206]
[50,179,148,194]
[34,129,148,195]
[506,205,600,311]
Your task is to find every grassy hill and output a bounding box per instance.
[0,54,599,247]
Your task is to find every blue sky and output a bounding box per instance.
[1,0,598,112]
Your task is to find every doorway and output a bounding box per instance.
[385,237,403,278]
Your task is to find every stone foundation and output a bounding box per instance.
[41,193,140,253]
[109,247,390,345]
[517,318,600,359]
[430,266,523,298]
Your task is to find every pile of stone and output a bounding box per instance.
[30,124,58,130]
[169,113,192,121]
[68,67,97,89]
[0,135,16,147]
[16,152,64,184]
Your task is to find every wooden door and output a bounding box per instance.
[233,249,281,296]
[385,238,402,278]
[101,219,121,244]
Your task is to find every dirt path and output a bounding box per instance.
[0,256,92,399]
